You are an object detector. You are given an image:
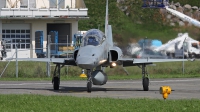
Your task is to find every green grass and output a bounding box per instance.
[0,95,199,112]
[0,61,200,79]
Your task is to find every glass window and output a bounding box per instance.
[26,39,30,43]
[11,35,15,38]
[13,44,16,49]
[21,30,25,33]
[16,30,20,33]
[6,35,10,38]
[26,30,30,33]
[82,29,105,46]
[26,44,30,48]
[16,34,20,38]
[21,44,25,48]
[191,43,198,49]
[12,39,16,43]
[6,30,10,33]
[16,39,21,43]
[6,40,11,43]
[87,37,99,46]
[6,44,11,49]
[2,29,31,50]
[50,0,57,8]
[21,39,25,43]
[21,35,26,38]
[26,34,30,38]
[2,35,5,38]
[11,30,15,33]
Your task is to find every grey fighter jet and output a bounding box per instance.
[11,0,190,92]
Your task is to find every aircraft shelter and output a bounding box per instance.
[0,0,88,58]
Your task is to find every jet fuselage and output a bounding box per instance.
[75,29,109,70]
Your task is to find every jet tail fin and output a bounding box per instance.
[105,0,113,46]
[105,0,108,38]
[108,25,113,46]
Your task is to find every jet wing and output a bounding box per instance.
[119,58,190,67]
[6,58,77,66]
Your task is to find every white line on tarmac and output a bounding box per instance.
[0,83,51,86]
[0,78,199,86]
[107,79,200,84]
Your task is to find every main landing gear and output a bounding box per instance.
[86,70,92,93]
[141,64,149,91]
[52,64,61,90]
[51,64,93,92]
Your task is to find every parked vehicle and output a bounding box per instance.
[155,33,200,59]
[133,48,168,59]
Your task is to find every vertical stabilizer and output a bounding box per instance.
[105,0,108,37]
[105,0,113,46]
[108,25,113,46]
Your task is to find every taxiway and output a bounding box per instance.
[0,78,199,99]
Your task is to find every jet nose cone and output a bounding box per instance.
[76,57,97,69]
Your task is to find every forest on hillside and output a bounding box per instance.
[79,0,200,45]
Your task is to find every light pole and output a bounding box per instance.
[143,37,147,58]
[182,37,187,75]
[16,40,21,78]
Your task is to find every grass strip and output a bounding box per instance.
[0,94,199,112]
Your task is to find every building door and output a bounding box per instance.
[2,24,31,58]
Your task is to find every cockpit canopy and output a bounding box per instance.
[81,29,106,46]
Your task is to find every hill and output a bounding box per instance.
[78,0,200,46]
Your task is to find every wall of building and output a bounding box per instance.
[1,19,78,58]
[28,20,46,57]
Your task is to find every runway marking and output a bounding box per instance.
[0,83,51,86]
[0,78,199,86]
[107,79,200,84]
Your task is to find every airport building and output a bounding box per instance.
[0,0,88,58]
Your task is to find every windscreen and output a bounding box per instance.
[81,29,105,46]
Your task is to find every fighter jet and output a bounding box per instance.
[11,0,189,92]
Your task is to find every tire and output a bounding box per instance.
[87,82,92,93]
[143,77,149,91]
[53,77,60,90]
[191,54,195,58]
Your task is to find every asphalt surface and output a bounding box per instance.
[0,78,200,99]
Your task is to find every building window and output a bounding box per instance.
[2,29,31,49]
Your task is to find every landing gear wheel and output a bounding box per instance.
[143,77,149,91]
[87,81,92,93]
[53,77,60,90]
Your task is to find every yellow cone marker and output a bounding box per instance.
[159,86,171,99]
[79,69,87,78]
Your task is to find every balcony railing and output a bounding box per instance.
[0,0,88,19]
[0,8,88,18]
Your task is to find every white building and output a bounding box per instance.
[0,0,88,58]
